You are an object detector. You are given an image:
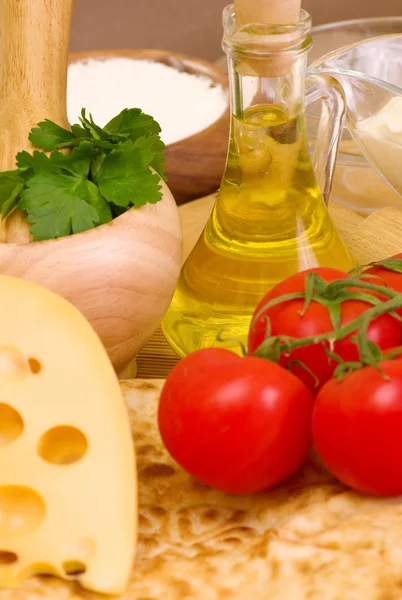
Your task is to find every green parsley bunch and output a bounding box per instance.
[0,108,166,241]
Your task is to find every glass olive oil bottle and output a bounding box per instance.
[162,7,355,356]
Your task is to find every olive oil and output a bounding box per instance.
[162,105,355,356]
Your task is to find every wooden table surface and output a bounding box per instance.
[133,194,402,380]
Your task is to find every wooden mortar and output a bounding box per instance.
[0,0,183,372]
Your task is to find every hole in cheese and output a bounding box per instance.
[0,551,17,564]
[0,346,29,381]
[0,404,23,446]
[62,560,86,576]
[17,561,61,581]
[0,486,46,537]
[28,358,41,375]
[37,426,88,465]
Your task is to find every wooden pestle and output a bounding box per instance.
[233,0,303,77]
[0,0,73,243]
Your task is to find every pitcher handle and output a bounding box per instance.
[305,73,347,206]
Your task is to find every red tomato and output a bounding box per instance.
[312,359,402,496]
[365,254,402,311]
[248,268,401,394]
[248,267,348,353]
[158,348,314,495]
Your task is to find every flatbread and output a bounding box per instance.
[2,379,402,600]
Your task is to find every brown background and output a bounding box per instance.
[70,0,402,61]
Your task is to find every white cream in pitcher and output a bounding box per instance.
[356,96,402,196]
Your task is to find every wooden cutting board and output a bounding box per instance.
[135,195,402,379]
[8,379,402,600]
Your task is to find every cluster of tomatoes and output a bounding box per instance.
[158,257,402,497]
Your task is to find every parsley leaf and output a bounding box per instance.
[16,151,35,169]
[133,135,166,180]
[95,141,162,207]
[17,145,95,179]
[17,150,49,177]
[104,108,162,139]
[70,123,92,140]
[78,109,110,142]
[0,171,25,218]
[28,120,76,151]
[20,173,112,241]
[46,142,97,178]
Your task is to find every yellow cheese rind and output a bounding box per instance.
[0,275,137,595]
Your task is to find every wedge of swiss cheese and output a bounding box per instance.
[0,274,137,595]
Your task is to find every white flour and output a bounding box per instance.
[67,58,228,145]
[356,96,402,196]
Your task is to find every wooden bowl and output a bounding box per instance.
[0,179,182,373]
[68,48,230,205]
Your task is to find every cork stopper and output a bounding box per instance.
[233,0,303,77]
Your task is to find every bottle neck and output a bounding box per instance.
[227,51,308,120]
[222,5,312,120]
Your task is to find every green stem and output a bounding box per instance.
[330,278,398,298]
[384,347,402,360]
[252,275,400,331]
[254,294,402,358]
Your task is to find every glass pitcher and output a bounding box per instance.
[306,22,402,215]
[309,34,402,200]
[162,6,355,358]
